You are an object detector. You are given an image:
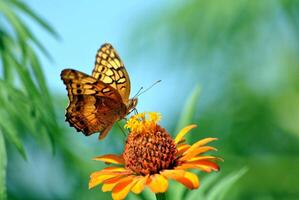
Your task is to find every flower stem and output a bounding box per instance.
[155,193,166,200]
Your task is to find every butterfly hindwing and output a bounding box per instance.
[92,43,131,104]
[61,69,126,139]
[66,95,122,139]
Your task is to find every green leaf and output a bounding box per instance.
[175,85,201,134]
[0,37,14,84]
[165,85,202,200]
[20,23,53,60]
[3,48,58,152]
[155,193,166,200]
[0,117,27,160]
[5,49,39,98]
[0,131,7,200]
[27,47,49,96]
[0,1,53,59]
[9,0,59,39]
[0,1,28,41]
[0,0,59,158]
[186,168,248,200]
[206,167,248,200]
[184,172,221,200]
[165,181,184,200]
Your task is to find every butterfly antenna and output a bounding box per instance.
[137,80,161,97]
[133,86,144,99]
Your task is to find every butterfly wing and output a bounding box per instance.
[61,69,126,139]
[92,43,131,104]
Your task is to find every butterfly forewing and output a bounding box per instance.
[92,43,131,104]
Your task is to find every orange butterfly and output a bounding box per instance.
[61,43,138,140]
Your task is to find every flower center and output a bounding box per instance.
[123,124,177,175]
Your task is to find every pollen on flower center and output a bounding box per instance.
[123,113,177,175]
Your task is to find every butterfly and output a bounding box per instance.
[61,43,138,140]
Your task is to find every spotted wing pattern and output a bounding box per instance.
[61,69,126,139]
[92,43,131,104]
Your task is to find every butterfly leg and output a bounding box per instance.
[128,107,138,116]
[117,122,127,137]
[133,108,138,115]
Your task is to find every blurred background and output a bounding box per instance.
[1,0,299,199]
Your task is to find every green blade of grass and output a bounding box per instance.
[206,167,248,200]
[27,47,50,97]
[0,131,7,200]
[175,85,201,135]
[0,82,27,159]
[165,85,202,200]
[0,1,53,60]
[0,1,28,41]
[184,173,221,200]
[0,118,27,160]
[9,0,59,39]
[186,168,248,200]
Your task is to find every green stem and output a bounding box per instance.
[155,193,166,200]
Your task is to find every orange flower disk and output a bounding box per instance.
[89,112,222,200]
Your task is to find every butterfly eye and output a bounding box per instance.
[133,98,138,107]
[128,98,138,111]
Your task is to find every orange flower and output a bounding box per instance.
[89,112,222,200]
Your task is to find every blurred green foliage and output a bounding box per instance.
[0,0,59,199]
[129,0,299,199]
[0,0,59,155]
[0,0,299,200]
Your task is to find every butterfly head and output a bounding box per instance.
[127,98,138,112]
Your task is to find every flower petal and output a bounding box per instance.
[188,160,220,171]
[131,175,148,194]
[90,168,130,179]
[112,176,136,200]
[162,170,199,189]
[180,146,217,161]
[174,125,197,145]
[90,167,128,178]
[147,174,168,193]
[175,162,219,172]
[93,154,125,164]
[176,144,190,156]
[101,166,128,171]
[102,176,132,192]
[89,167,132,189]
[188,156,221,162]
[89,174,120,189]
[183,138,218,156]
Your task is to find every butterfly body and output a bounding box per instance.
[61,43,137,139]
